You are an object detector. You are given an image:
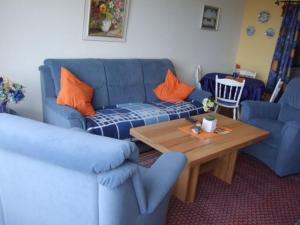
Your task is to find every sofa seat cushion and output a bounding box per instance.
[247,118,284,148]
[86,101,204,140]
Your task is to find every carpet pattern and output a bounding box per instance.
[139,150,300,225]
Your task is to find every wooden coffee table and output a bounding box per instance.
[130,113,269,203]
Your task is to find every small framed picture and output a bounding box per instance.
[200,5,221,31]
[83,0,130,42]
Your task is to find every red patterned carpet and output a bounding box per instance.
[139,150,300,225]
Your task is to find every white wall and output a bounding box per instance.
[0,0,245,120]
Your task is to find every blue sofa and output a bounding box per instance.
[0,114,186,225]
[39,59,211,139]
[240,78,300,176]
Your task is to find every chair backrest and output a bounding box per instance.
[279,77,300,108]
[237,69,256,79]
[270,78,284,103]
[215,75,246,107]
[195,65,203,89]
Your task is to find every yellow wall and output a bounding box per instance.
[236,0,282,83]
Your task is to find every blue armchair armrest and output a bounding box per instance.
[140,152,186,213]
[276,121,300,176]
[0,114,139,175]
[240,101,281,122]
[44,97,86,129]
[187,89,212,103]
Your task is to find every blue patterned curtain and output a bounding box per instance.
[266,4,300,92]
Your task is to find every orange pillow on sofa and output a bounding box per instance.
[57,67,96,116]
[154,69,194,102]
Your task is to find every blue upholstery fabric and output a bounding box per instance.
[0,114,138,175]
[187,88,211,102]
[216,99,237,107]
[86,101,204,139]
[278,103,300,122]
[103,59,146,105]
[44,59,109,109]
[0,114,187,225]
[40,58,211,138]
[246,118,284,148]
[140,59,175,102]
[240,101,281,121]
[241,78,300,176]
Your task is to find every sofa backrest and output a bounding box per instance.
[43,58,175,109]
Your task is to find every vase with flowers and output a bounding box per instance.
[90,0,126,34]
[0,77,25,113]
[202,97,217,132]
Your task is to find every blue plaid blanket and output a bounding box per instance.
[86,101,204,140]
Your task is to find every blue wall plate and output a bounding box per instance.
[265,28,275,38]
[246,26,256,36]
[258,10,270,23]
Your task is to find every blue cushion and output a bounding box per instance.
[247,118,284,148]
[103,59,146,105]
[140,59,175,103]
[216,99,237,107]
[86,101,204,139]
[278,103,300,122]
[44,59,109,109]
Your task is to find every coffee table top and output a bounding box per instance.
[130,113,269,166]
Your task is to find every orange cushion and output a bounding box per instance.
[154,69,194,102]
[57,67,96,116]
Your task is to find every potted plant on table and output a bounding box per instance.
[0,77,25,113]
[202,97,217,132]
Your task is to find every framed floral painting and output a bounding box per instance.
[83,0,130,42]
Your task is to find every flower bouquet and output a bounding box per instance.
[0,77,25,113]
[90,0,126,33]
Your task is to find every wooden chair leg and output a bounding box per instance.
[233,108,237,120]
[214,105,219,113]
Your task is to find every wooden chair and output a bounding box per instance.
[269,78,284,103]
[214,75,246,120]
[237,69,257,79]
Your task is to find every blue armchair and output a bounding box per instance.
[240,78,300,177]
[0,114,186,225]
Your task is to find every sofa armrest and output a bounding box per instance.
[141,152,186,213]
[186,88,212,103]
[240,101,281,122]
[0,114,139,175]
[44,97,86,129]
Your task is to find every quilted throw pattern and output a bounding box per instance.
[86,101,204,139]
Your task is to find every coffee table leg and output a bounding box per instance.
[174,165,200,203]
[213,150,238,184]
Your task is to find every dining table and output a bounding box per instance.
[200,73,265,101]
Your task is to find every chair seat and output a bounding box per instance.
[86,101,204,140]
[216,99,237,107]
[247,118,284,148]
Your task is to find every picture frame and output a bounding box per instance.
[83,0,130,42]
[200,5,221,31]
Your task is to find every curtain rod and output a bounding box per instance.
[275,0,300,5]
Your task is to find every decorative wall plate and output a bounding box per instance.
[265,28,275,38]
[246,26,256,36]
[258,10,270,23]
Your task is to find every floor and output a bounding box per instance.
[140,150,300,225]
